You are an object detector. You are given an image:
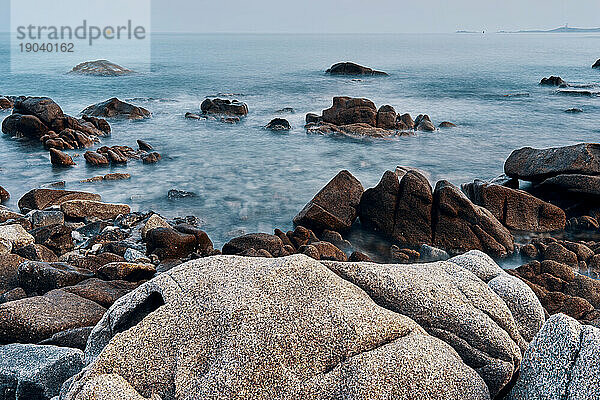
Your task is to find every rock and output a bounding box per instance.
[141,152,161,164]
[14,244,58,262]
[565,108,583,113]
[63,255,489,400]
[136,139,153,151]
[97,262,156,282]
[222,233,285,257]
[543,242,578,265]
[419,244,450,261]
[38,326,93,350]
[0,186,9,203]
[173,224,214,255]
[83,151,109,166]
[141,214,170,240]
[184,112,202,119]
[0,287,26,304]
[538,173,600,195]
[62,278,139,308]
[0,254,24,295]
[145,227,197,260]
[18,261,94,295]
[305,113,322,124]
[49,148,75,167]
[0,206,23,223]
[415,115,436,131]
[508,314,600,400]
[81,173,131,183]
[0,238,11,256]
[265,118,291,131]
[305,241,348,261]
[200,98,248,116]
[60,200,130,220]
[18,189,101,213]
[324,257,527,397]
[540,76,567,86]
[30,224,74,255]
[0,289,106,344]
[69,253,125,274]
[439,121,457,128]
[0,96,13,109]
[293,170,364,232]
[321,97,377,126]
[13,97,64,127]
[0,224,35,248]
[593,59,600,69]
[123,248,149,263]
[325,62,388,76]
[70,60,134,76]
[359,170,433,246]
[167,189,196,199]
[1,113,49,138]
[0,343,84,399]
[375,105,397,129]
[106,149,127,164]
[30,210,64,230]
[81,98,150,120]
[433,181,514,257]
[504,143,600,181]
[286,225,319,249]
[463,180,565,232]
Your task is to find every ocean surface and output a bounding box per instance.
[1,33,600,251]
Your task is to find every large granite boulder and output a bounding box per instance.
[13,97,64,127]
[321,97,377,126]
[432,181,515,257]
[325,62,388,76]
[504,143,600,181]
[538,173,600,196]
[70,60,134,76]
[81,98,150,120]
[1,113,50,138]
[18,189,101,213]
[463,180,566,232]
[358,170,433,246]
[0,344,84,399]
[508,314,600,400]
[293,170,364,232]
[200,98,248,116]
[64,255,490,400]
[324,257,528,397]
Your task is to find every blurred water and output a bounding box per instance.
[1,33,600,248]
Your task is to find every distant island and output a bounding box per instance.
[499,25,600,33]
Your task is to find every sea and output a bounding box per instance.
[1,33,600,252]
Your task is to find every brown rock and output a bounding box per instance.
[84,151,109,166]
[18,261,94,295]
[325,62,388,76]
[321,97,377,126]
[30,224,74,255]
[222,233,284,257]
[286,226,319,249]
[201,98,248,116]
[309,241,348,261]
[142,152,161,164]
[13,244,58,262]
[348,251,373,262]
[0,187,9,203]
[97,262,156,282]
[145,227,197,260]
[0,254,25,294]
[18,189,101,213]
[49,148,75,166]
[543,242,578,266]
[376,105,397,129]
[60,200,130,220]
[81,98,151,120]
[62,278,140,308]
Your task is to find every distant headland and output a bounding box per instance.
[457,25,600,34]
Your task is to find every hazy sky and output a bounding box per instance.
[2,0,600,33]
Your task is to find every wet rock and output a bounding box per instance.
[222,233,285,257]
[286,225,319,249]
[324,257,527,397]
[1,113,49,138]
[508,314,600,400]
[265,118,291,131]
[83,151,109,166]
[433,181,514,257]
[504,143,600,181]
[106,148,127,164]
[565,108,583,113]
[173,224,213,255]
[14,244,58,262]
[184,112,202,119]
[305,241,348,261]
[293,170,364,232]
[69,253,125,274]
[322,96,377,126]
[543,242,578,266]
[123,248,150,263]
[70,60,134,76]
[463,180,565,232]
[49,148,75,167]
[13,97,64,127]
[348,251,372,262]
[0,289,106,344]
[0,96,13,109]
[81,98,151,120]
[0,343,84,399]
[0,206,22,223]
[98,262,156,282]
[305,113,322,124]
[64,255,489,400]
[141,214,170,240]
[145,227,197,260]
[136,139,153,151]
[38,326,93,350]
[60,200,130,220]
[62,278,139,309]
[18,189,101,213]
[375,105,397,129]
[319,229,350,248]
[538,173,600,196]
[0,186,9,203]
[0,238,11,256]
[167,189,196,199]
[200,98,248,116]
[30,224,74,255]
[540,76,566,86]
[141,152,161,164]
[0,224,35,248]
[593,59,600,69]
[0,254,24,295]
[439,121,457,128]
[325,62,388,76]
[18,261,94,295]
[81,173,131,183]
[275,107,294,113]
[30,210,64,230]
[0,287,27,303]
[415,115,436,131]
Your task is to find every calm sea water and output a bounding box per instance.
[1,33,600,248]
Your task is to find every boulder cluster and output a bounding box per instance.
[84,142,160,166]
[305,97,451,138]
[70,60,134,77]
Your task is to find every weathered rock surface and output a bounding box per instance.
[83,151,109,166]
[0,224,35,248]
[30,224,74,255]
[508,314,600,400]
[62,278,139,308]
[97,262,156,282]
[70,60,134,76]
[322,97,377,126]
[38,326,93,350]
[60,200,130,220]
[81,98,151,120]
[538,173,600,195]
[18,189,101,213]
[504,143,600,181]
[326,62,388,76]
[14,244,58,262]
[18,261,94,295]
[64,255,490,400]
[463,179,566,232]
[200,98,248,116]
[324,257,527,397]
[49,148,76,167]
[222,233,285,257]
[294,170,364,232]
[0,343,84,400]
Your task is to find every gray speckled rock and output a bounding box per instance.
[0,224,34,248]
[65,255,490,400]
[0,343,83,399]
[508,313,600,400]
[324,257,525,397]
[449,251,545,342]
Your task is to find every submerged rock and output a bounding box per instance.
[565,107,583,113]
[200,98,248,116]
[81,98,151,120]
[326,62,388,76]
[70,60,134,76]
[63,255,490,400]
[265,118,291,131]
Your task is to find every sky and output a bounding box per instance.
[2,0,600,33]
